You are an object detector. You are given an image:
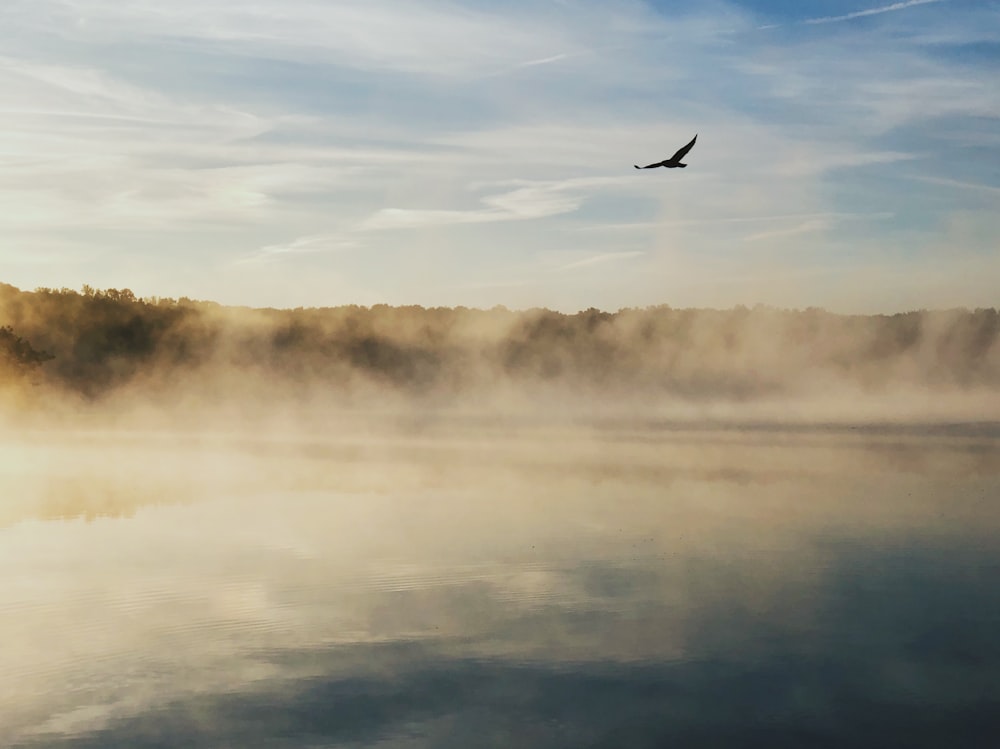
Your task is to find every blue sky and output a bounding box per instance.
[0,0,997,311]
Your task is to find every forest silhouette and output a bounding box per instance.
[2,282,998,408]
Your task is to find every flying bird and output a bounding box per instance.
[634,134,697,170]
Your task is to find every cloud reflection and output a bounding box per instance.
[1,421,998,747]
[16,539,1000,748]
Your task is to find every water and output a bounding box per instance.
[2,420,999,747]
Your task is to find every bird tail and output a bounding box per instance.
[633,165,640,169]
[676,163,687,168]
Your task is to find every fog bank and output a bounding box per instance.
[2,282,999,426]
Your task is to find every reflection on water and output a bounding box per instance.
[2,421,999,747]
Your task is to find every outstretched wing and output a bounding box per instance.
[669,134,697,162]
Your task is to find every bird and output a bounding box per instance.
[634,134,697,170]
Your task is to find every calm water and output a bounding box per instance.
[2,420,999,747]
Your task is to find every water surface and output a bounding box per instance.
[2,420,999,747]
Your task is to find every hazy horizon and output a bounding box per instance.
[3,281,1000,429]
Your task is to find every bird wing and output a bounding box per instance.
[669,134,697,162]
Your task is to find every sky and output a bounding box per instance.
[0,0,998,312]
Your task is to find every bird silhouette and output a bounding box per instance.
[634,134,697,169]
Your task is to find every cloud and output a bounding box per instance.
[585,212,895,233]
[238,234,360,265]
[0,0,994,310]
[11,525,1000,748]
[8,0,600,78]
[459,277,541,290]
[742,219,830,243]
[805,0,945,26]
[774,150,916,176]
[855,76,1000,133]
[0,55,266,135]
[259,235,359,256]
[740,210,897,242]
[559,251,644,270]
[914,176,1000,196]
[515,53,572,68]
[361,193,579,229]
[361,177,630,231]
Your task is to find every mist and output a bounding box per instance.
[2,282,999,428]
[2,281,999,746]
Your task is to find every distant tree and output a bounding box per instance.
[101,288,136,303]
[0,325,54,372]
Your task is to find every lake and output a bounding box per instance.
[2,418,999,747]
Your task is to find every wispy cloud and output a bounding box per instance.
[7,1,598,78]
[361,177,631,231]
[805,0,945,26]
[515,53,572,68]
[238,234,360,265]
[775,150,916,177]
[581,212,895,233]
[743,219,830,243]
[914,176,1000,196]
[0,55,265,135]
[459,277,542,290]
[739,210,896,242]
[360,193,579,230]
[559,251,644,271]
[0,0,992,311]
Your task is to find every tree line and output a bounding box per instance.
[2,282,998,400]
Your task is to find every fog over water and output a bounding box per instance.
[2,286,999,746]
